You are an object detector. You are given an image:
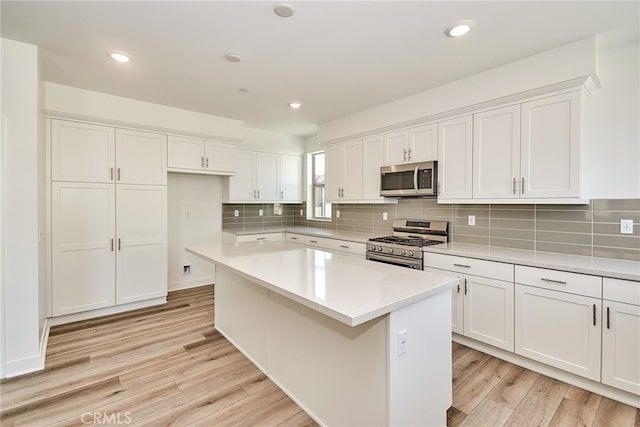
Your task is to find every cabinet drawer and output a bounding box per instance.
[515,265,601,298]
[236,233,283,243]
[423,253,513,282]
[325,239,366,256]
[603,277,640,305]
[286,233,304,244]
[303,236,327,248]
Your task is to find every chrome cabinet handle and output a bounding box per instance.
[541,278,567,285]
[339,245,349,249]
[453,263,471,268]
[280,190,284,199]
[290,237,298,240]
[206,157,209,168]
[457,283,461,294]
[606,306,610,329]
[593,304,597,326]
[256,237,266,241]
[309,240,318,243]
[521,177,525,194]
[117,168,121,181]
[257,189,260,199]
[403,149,407,162]
[513,177,517,195]
[464,278,468,295]
[110,168,114,181]
[111,238,114,251]
[118,238,121,251]
[201,156,205,168]
[408,148,412,161]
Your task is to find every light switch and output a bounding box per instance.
[234,210,239,217]
[397,329,407,356]
[621,219,634,234]
[336,210,341,218]
[383,212,388,221]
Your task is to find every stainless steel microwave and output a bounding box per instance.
[380,161,437,197]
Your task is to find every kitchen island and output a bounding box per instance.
[187,241,458,426]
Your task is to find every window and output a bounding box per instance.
[311,151,331,220]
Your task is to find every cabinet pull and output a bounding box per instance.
[256,237,266,241]
[280,190,284,199]
[540,278,567,285]
[593,304,596,326]
[290,237,298,240]
[453,263,471,268]
[339,245,349,249]
[606,306,610,329]
[513,177,517,195]
[464,278,468,295]
[408,148,412,161]
[118,238,121,251]
[457,283,460,294]
[403,149,407,162]
[521,177,525,194]
[257,189,260,199]
[201,156,205,168]
[110,238,114,251]
[309,240,318,243]
[206,157,209,168]
[117,168,121,181]
[110,168,114,181]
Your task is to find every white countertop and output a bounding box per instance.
[187,240,458,327]
[224,226,383,243]
[424,243,640,282]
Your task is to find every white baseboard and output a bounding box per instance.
[168,275,215,292]
[39,318,50,369]
[47,297,167,327]
[453,334,640,409]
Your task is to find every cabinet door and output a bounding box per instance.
[51,120,115,183]
[325,145,345,202]
[362,135,384,200]
[515,284,601,381]
[464,275,514,351]
[473,105,521,199]
[279,154,302,202]
[167,135,205,170]
[521,91,581,198]
[408,123,438,162]
[116,185,167,304]
[116,129,167,185]
[383,129,408,165]
[51,182,115,315]
[255,152,279,201]
[437,116,473,200]
[228,150,256,202]
[343,140,363,199]
[602,301,640,395]
[205,140,236,174]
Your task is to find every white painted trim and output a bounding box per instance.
[453,334,640,409]
[47,297,166,327]
[167,168,235,177]
[39,318,50,369]
[320,76,596,146]
[437,197,591,205]
[168,276,215,292]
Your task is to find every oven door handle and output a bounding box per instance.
[367,253,422,270]
[413,166,419,193]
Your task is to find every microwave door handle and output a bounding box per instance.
[413,166,419,193]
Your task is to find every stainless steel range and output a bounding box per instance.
[366,220,448,270]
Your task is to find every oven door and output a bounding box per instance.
[366,252,423,270]
[380,161,436,196]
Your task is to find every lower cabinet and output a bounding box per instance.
[51,182,167,316]
[602,278,640,395]
[424,253,514,352]
[235,233,283,243]
[286,233,365,256]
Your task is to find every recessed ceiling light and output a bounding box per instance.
[274,3,295,18]
[445,20,475,38]
[239,88,249,93]
[110,52,131,62]
[289,101,302,109]
[225,53,242,63]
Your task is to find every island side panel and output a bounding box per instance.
[388,288,452,426]
[268,292,388,427]
[215,266,269,371]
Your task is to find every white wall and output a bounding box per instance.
[167,173,222,291]
[45,82,244,142]
[0,38,44,377]
[583,42,640,199]
[243,127,305,154]
[317,37,597,143]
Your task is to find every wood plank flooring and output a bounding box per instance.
[1,285,638,426]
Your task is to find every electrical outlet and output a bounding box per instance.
[468,215,476,226]
[336,210,341,218]
[184,209,191,218]
[383,212,388,221]
[300,209,304,216]
[234,210,239,217]
[259,209,264,216]
[182,265,191,276]
[397,330,407,356]
[620,219,634,235]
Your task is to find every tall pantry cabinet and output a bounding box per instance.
[50,120,167,316]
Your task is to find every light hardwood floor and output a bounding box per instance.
[1,285,638,426]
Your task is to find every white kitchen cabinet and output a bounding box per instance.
[437,116,473,200]
[51,120,115,183]
[279,154,302,202]
[115,185,167,304]
[326,140,363,202]
[424,253,514,351]
[472,105,521,199]
[520,91,581,198]
[233,233,284,243]
[116,128,167,185]
[51,182,116,315]
[168,135,236,175]
[514,264,602,381]
[383,124,437,165]
[286,233,365,256]
[362,134,385,200]
[255,152,279,201]
[227,149,256,201]
[602,278,640,395]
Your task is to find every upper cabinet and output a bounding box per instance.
[437,115,473,200]
[167,135,236,175]
[52,119,167,185]
[383,123,437,165]
[224,149,302,203]
[326,140,363,201]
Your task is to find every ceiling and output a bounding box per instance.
[2,1,638,137]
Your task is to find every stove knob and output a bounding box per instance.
[377,246,383,252]
[408,250,414,257]
[388,248,394,254]
[400,250,406,256]
[369,244,376,251]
